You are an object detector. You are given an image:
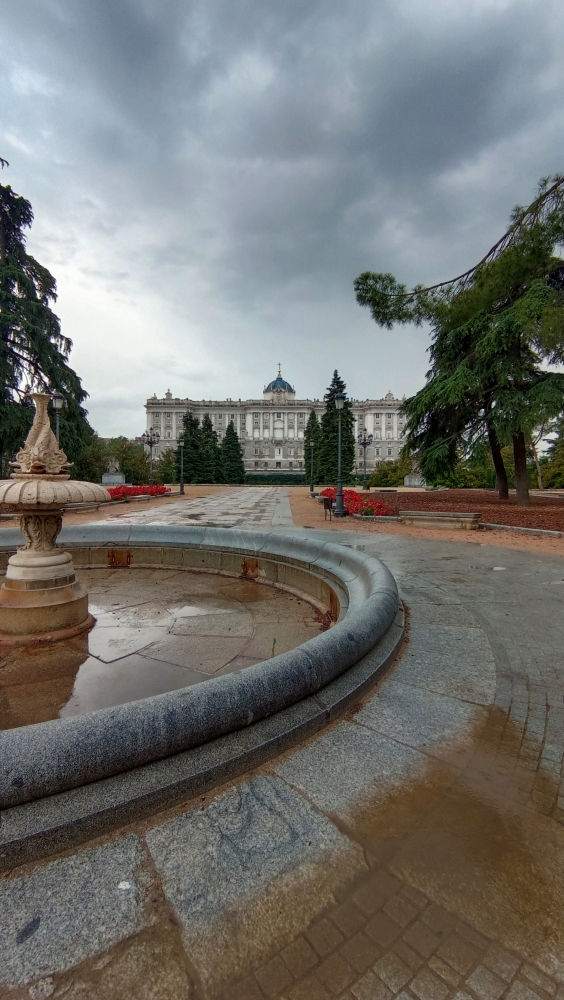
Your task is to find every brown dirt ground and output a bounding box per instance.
[288,486,564,558]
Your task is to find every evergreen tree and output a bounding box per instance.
[221,420,245,483]
[73,433,108,483]
[180,411,204,483]
[107,437,150,485]
[304,409,321,486]
[317,371,355,485]
[0,163,93,467]
[200,412,222,483]
[155,446,179,485]
[355,176,564,505]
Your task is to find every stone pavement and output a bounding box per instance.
[102,487,294,528]
[2,529,564,1000]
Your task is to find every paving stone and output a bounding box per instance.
[393,940,425,971]
[274,723,428,819]
[403,922,441,960]
[0,835,147,989]
[383,896,418,928]
[373,951,413,992]
[420,905,456,936]
[316,953,356,995]
[333,902,369,937]
[456,924,490,951]
[340,933,382,974]
[399,886,429,911]
[366,912,403,948]
[222,974,265,1000]
[306,919,346,958]
[410,968,450,1000]
[437,936,481,975]
[350,971,393,1000]
[465,965,506,1000]
[483,947,521,983]
[256,955,294,996]
[145,775,364,995]
[352,884,386,917]
[522,966,557,995]
[506,984,547,1000]
[282,938,319,978]
[290,974,332,1000]
[428,955,461,986]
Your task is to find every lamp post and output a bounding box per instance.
[309,439,315,495]
[358,428,374,492]
[51,392,64,443]
[334,391,347,517]
[178,438,185,495]
[142,427,160,485]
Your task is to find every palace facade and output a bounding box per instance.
[145,369,406,475]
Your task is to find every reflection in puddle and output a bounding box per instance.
[0,568,328,728]
[59,654,207,717]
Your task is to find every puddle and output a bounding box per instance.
[0,568,327,729]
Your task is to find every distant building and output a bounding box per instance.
[144,368,406,475]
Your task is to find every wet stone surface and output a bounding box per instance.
[0,568,328,729]
[3,528,564,1000]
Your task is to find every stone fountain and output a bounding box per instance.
[0,393,110,644]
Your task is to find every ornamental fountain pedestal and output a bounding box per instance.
[0,394,110,644]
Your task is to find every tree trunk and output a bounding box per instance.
[531,438,544,490]
[486,422,509,499]
[512,432,530,506]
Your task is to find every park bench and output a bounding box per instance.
[399,510,482,530]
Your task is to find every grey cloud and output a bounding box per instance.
[0,0,562,435]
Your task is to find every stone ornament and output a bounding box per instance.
[0,393,111,643]
[10,392,72,477]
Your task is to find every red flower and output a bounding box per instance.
[107,484,171,500]
[319,488,389,516]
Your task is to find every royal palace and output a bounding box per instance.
[145,369,406,476]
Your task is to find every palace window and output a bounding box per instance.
[254,461,259,468]
[387,448,392,456]
[374,413,381,420]
[230,414,234,420]
[386,431,392,439]
[375,448,381,456]
[276,461,281,468]
[289,461,293,468]
[298,413,304,418]
[254,448,259,455]
[253,412,259,417]
[276,412,282,418]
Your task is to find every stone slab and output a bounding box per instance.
[145,775,366,993]
[0,834,147,989]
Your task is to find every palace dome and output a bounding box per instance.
[265,367,294,393]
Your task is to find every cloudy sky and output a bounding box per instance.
[1,0,563,437]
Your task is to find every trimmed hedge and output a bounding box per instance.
[244,474,306,485]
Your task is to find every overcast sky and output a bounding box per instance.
[1,0,563,437]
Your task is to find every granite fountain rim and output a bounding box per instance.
[0,524,402,856]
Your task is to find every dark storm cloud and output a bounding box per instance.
[1,0,562,433]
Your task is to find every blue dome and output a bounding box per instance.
[265,376,294,393]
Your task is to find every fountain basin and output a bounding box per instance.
[0,524,402,868]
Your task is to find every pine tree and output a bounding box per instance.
[106,437,150,485]
[155,446,179,485]
[221,420,245,483]
[355,176,564,505]
[180,411,204,483]
[304,409,321,487]
[200,412,222,483]
[0,164,93,467]
[317,372,355,485]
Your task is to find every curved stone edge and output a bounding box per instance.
[0,525,399,809]
[0,606,404,872]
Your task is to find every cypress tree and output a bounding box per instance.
[200,412,221,483]
[180,411,204,483]
[221,420,245,483]
[0,163,93,468]
[317,371,355,485]
[304,409,321,486]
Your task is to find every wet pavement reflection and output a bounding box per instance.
[0,567,329,729]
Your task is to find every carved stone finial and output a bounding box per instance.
[10,393,72,478]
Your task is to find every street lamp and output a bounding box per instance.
[142,426,160,484]
[309,439,315,495]
[358,428,374,492]
[51,392,64,443]
[178,438,185,495]
[334,391,347,517]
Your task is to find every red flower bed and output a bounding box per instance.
[320,488,390,517]
[107,485,170,500]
